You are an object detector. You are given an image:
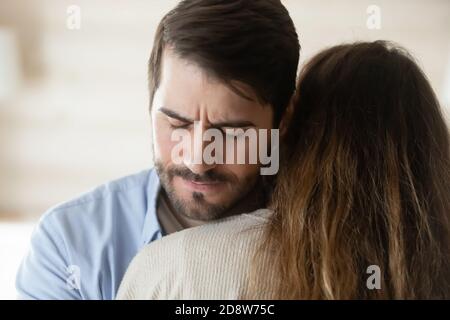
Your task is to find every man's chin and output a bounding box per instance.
[171,193,231,221]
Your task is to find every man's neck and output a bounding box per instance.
[218,184,266,220]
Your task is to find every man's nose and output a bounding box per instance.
[182,122,217,175]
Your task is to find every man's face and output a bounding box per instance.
[151,49,274,221]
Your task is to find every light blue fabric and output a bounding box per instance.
[16,168,163,300]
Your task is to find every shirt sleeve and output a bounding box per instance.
[15,210,82,300]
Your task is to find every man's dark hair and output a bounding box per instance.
[148,0,300,125]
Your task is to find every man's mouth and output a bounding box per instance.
[178,177,225,192]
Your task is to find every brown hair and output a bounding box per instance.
[249,41,450,299]
[148,0,300,125]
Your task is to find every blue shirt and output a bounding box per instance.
[16,168,163,300]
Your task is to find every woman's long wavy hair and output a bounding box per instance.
[249,41,450,299]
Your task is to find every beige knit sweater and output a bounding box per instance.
[116,208,276,299]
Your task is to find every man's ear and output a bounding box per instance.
[279,95,295,137]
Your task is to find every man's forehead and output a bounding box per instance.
[156,49,272,125]
[160,50,265,102]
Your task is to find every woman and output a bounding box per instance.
[117,41,450,299]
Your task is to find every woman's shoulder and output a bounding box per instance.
[117,208,272,299]
[188,208,272,236]
[148,207,271,249]
[124,208,272,270]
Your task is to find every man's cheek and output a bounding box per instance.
[153,127,176,163]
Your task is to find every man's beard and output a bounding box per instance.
[155,162,258,221]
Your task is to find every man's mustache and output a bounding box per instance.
[167,166,234,184]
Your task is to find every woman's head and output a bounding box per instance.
[252,41,450,299]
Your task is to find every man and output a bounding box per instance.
[16,0,299,299]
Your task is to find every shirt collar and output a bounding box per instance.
[140,168,163,245]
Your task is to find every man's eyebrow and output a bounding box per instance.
[159,107,193,122]
[159,107,256,128]
[210,120,256,128]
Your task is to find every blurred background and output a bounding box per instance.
[0,0,449,299]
